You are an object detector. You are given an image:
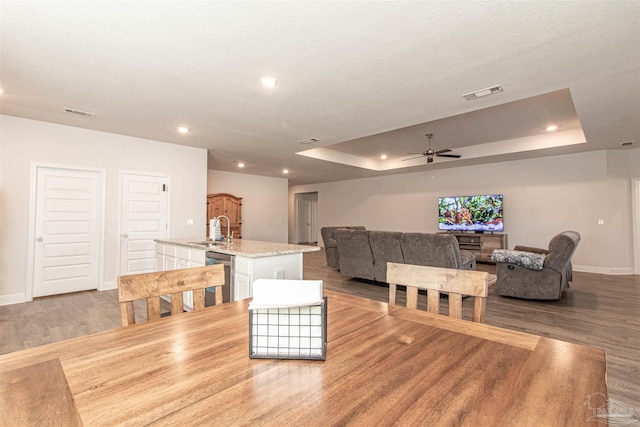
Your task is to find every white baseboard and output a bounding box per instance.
[574,265,635,275]
[0,293,27,306]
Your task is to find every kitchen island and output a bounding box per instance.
[155,238,320,301]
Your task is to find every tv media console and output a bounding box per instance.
[442,232,508,264]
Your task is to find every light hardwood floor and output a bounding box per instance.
[1,249,638,410]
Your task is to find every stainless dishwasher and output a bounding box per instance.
[205,251,234,303]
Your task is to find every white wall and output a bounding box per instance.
[289,149,640,275]
[207,170,288,243]
[0,115,208,304]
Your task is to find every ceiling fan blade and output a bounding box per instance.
[402,155,426,161]
[436,153,462,158]
[435,148,451,155]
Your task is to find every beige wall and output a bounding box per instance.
[0,115,208,304]
[289,149,640,274]
[207,170,288,243]
[1,113,636,305]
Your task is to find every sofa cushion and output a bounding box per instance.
[321,226,366,269]
[335,229,375,280]
[401,233,463,269]
[369,231,404,282]
[491,249,546,270]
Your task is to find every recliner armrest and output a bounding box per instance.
[513,245,549,255]
[492,249,546,271]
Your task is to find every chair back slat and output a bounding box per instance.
[427,289,440,314]
[117,264,225,326]
[193,289,206,310]
[448,293,463,319]
[147,297,162,322]
[387,262,489,323]
[170,292,184,315]
[122,301,135,327]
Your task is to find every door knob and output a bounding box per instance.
[122,233,129,238]
[36,236,44,242]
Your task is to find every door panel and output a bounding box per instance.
[120,173,169,275]
[297,198,312,243]
[33,167,102,297]
[295,192,317,244]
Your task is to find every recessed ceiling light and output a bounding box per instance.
[177,126,190,134]
[0,88,4,95]
[282,169,289,174]
[546,125,558,132]
[237,162,245,168]
[261,76,278,87]
[463,85,504,101]
[380,154,388,160]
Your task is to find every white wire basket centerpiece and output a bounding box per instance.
[248,279,327,360]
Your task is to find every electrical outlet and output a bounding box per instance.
[597,219,604,225]
[186,219,194,226]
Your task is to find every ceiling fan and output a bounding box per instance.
[403,133,461,163]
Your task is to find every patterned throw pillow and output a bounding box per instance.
[491,249,546,270]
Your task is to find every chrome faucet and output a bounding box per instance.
[216,215,231,242]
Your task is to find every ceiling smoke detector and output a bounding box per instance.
[63,107,96,118]
[463,85,504,101]
[298,138,320,145]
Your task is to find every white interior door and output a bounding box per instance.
[295,192,318,244]
[120,172,169,275]
[296,197,312,243]
[33,166,103,297]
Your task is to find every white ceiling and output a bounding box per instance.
[1,1,639,185]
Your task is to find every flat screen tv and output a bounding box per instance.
[438,194,503,233]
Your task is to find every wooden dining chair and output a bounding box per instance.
[386,262,491,323]
[117,264,225,327]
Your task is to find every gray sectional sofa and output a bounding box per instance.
[321,227,476,282]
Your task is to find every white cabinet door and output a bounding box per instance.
[155,253,165,271]
[189,249,206,267]
[165,256,178,271]
[235,272,252,301]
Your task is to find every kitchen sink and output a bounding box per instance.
[189,241,230,247]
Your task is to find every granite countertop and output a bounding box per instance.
[155,238,320,258]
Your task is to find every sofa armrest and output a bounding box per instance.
[513,245,549,255]
[459,250,476,270]
[491,249,546,270]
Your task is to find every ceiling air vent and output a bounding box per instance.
[463,85,504,101]
[63,107,96,118]
[298,138,319,145]
[621,140,635,147]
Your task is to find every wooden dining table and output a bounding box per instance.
[0,289,607,426]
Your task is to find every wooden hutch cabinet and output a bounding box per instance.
[207,193,242,239]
